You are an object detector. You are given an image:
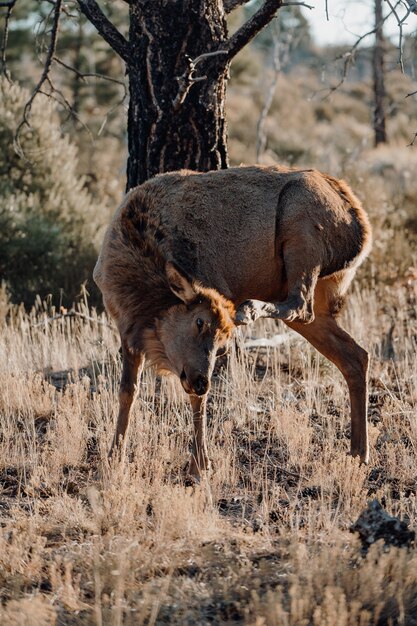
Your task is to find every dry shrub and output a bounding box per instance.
[0,281,416,624]
[0,596,56,626]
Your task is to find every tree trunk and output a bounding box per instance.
[373,0,387,146]
[126,1,229,190]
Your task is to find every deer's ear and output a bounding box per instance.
[166,262,197,304]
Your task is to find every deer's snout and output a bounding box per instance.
[180,369,209,396]
[191,374,209,396]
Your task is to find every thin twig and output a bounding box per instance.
[53,56,128,133]
[43,77,94,139]
[256,16,302,161]
[281,1,313,7]
[256,22,283,161]
[172,50,228,111]
[315,4,397,98]
[0,0,16,81]
[265,457,305,481]
[43,0,78,18]
[32,310,112,328]
[14,0,63,158]
[326,26,383,95]
[53,56,127,89]
[385,0,414,72]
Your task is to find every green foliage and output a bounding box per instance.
[0,79,100,307]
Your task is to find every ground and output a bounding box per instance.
[0,282,417,625]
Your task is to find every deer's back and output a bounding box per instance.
[96,165,370,311]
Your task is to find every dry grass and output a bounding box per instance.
[0,279,417,625]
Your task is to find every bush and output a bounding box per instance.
[0,79,100,307]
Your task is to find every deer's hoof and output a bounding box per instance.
[350,447,369,465]
[186,456,212,483]
[235,300,270,325]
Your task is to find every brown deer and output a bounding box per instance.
[94,165,372,479]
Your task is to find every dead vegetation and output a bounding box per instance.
[0,278,416,625]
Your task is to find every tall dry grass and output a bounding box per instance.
[0,278,417,625]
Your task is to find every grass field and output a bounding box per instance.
[0,280,417,625]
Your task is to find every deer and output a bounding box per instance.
[94,165,372,480]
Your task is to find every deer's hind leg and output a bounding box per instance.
[285,283,369,463]
[236,236,321,325]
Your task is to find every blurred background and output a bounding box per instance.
[1,0,416,308]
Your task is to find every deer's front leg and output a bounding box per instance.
[109,344,144,459]
[188,394,210,479]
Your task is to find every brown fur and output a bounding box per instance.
[141,288,235,376]
[95,165,372,477]
[197,286,236,337]
[95,165,372,337]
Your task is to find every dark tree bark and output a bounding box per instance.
[373,0,387,146]
[77,0,284,189]
[126,2,229,189]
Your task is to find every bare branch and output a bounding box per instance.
[55,53,129,133]
[43,0,79,18]
[223,0,252,12]
[0,0,16,81]
[312,2,402,99]
[53,55,127,89]
[256,27,282,161]
[14,0,62,157]
[77,0,130,62]
[37,85,93,143]
[51,57,128,135]
[256,18,301,161]
[221,0,284,61]
[326,0,404,97]
[281,2,313,7]
[45,76,95,138]
[385,0,415,72]
[403,0,417,14]
[172,50,228,111]
[326,23,386,94]
[386,0,404,71]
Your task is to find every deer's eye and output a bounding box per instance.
[196,318,204,332]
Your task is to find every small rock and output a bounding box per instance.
[351,499,415,552]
